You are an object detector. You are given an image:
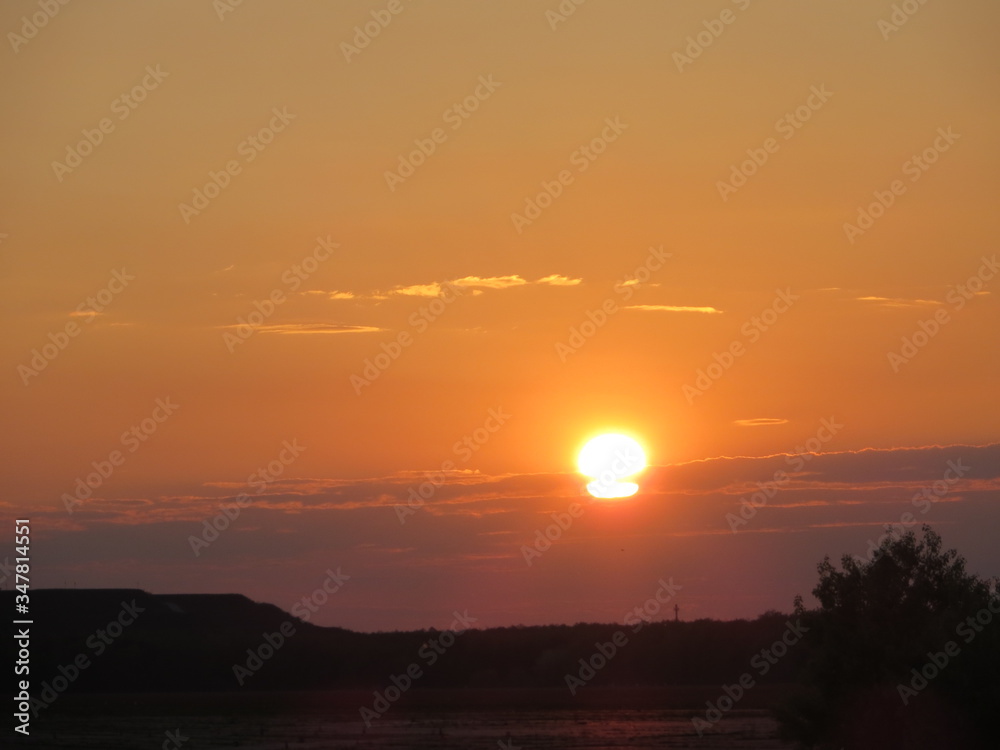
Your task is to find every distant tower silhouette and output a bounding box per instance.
[674,604,680,622]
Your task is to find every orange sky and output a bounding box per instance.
[1,0,998,630]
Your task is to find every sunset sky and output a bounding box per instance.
[2,0,998,632]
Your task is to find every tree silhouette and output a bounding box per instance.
[778,525,1000,749]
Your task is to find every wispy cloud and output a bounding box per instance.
[311,274,584,300]
[856,296,941,308]
[453,275,527,289]
[219,323,384,335]
[734,418,789,427]
[393,283,447,297]
[537,274,582,286]
[306,289,389,300]
[619,279,660,289]
[625,305,723,314]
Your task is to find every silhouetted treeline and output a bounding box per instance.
[4,588,803,694]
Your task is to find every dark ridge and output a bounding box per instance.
[4,589,800,694]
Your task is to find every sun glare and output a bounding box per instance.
[577,433,647,499]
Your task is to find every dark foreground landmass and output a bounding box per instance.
[6,590,802,748]
[4,589,804,693]
[11,521,996,748]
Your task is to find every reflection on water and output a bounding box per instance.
[30,708,793,749]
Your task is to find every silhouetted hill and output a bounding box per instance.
[4,589,802,694]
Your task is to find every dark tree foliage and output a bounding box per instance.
[778,525,1000,750]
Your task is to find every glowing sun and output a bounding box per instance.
[577,433,647,499]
